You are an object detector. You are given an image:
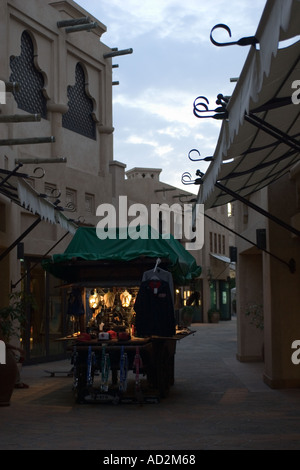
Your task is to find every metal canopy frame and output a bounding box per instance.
[195,1,300,213]
[213,101,300,241]
[204,209,296,273]
[0,216,42,263]
[215,181,300,239]
[187,1,300,275]
[0,165,77,265]
[244,112,300,154]
[10,231,70,290]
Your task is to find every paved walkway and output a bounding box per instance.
[1,317,300,450]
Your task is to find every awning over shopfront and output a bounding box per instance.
[42,225,202,285]
[210,253,236,271]
[0,168,77,233]
[196,0,300,210]
[210,253,230,264]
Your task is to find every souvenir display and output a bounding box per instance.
[86,286,137,338]
[119,346,128,393]
[68,259,193,405]
[120,289,132,307]
[88,289,101,309]
[104,290,115,308]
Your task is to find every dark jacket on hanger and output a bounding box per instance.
[67,288,85,317]
[142,267,174,306]
[134,279,175,337]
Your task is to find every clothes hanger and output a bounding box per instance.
[153,258,161,272]
[150,258,161,280]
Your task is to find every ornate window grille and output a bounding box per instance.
[62,63,96,140]
[85,193,94,213]
[10,31,47,118]
[66,188,77,212]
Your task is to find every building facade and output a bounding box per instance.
[0,0,234,364]
[236,171,300,388]
[195,0,300,388]
[0,0,115,362]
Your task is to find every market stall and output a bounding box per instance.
[42,225,201,403]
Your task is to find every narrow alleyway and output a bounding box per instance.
[1,317,300,451]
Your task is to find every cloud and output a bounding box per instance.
[126,135,157,147]
[86,0,266,44]
[79,0,267,194]
[155,145,174,157]
[114,88,200,128]
[125,134,173,157]
[158,126,191,139]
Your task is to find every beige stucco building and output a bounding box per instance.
[235,171,300,388]
[0,0,234,363]
[196,0,300,388]
[0,0,118,361]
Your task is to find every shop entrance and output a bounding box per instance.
[21,258,66,364]
[209,280,231,320]
[219,280,231,321]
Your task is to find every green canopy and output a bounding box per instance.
[42,226,201,285]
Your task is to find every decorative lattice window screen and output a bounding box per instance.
[62,63,96,140]
[10,31,47,118]
[85,193,94,213]
[66,188,77,211]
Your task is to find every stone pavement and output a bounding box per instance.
[1,317,300,451]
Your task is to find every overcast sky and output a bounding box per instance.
[77,0,267,194]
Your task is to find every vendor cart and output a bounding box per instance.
[42,226,201,404]
[70,329,192,404]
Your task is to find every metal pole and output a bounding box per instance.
[103,48,133,59]
[11,231,71,290]
[0,164,24,187]
[15,157,67,164]
[245,114,300,153]
[0,114,41,123]
[204,212,295,273]
[215,181,300,238]
[0,217,42,262]
[5,82,20,93]
[0,136,55,146]
[57,17,90,28]
[65,22,98,33]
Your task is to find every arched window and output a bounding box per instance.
[62,63,96,140]
[10,31,47,118]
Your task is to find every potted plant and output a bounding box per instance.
[180,306,194,327]
[208,308,221,323]
[0,291,30,406]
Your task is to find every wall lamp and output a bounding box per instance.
[17,242,24,262]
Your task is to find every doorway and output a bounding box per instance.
[21,258,66,363]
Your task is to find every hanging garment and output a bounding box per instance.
[67,288,85,317]
[142,267,174,307]
[104,291,115,308]
[134,279,175,337]
[120,289,132,307]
